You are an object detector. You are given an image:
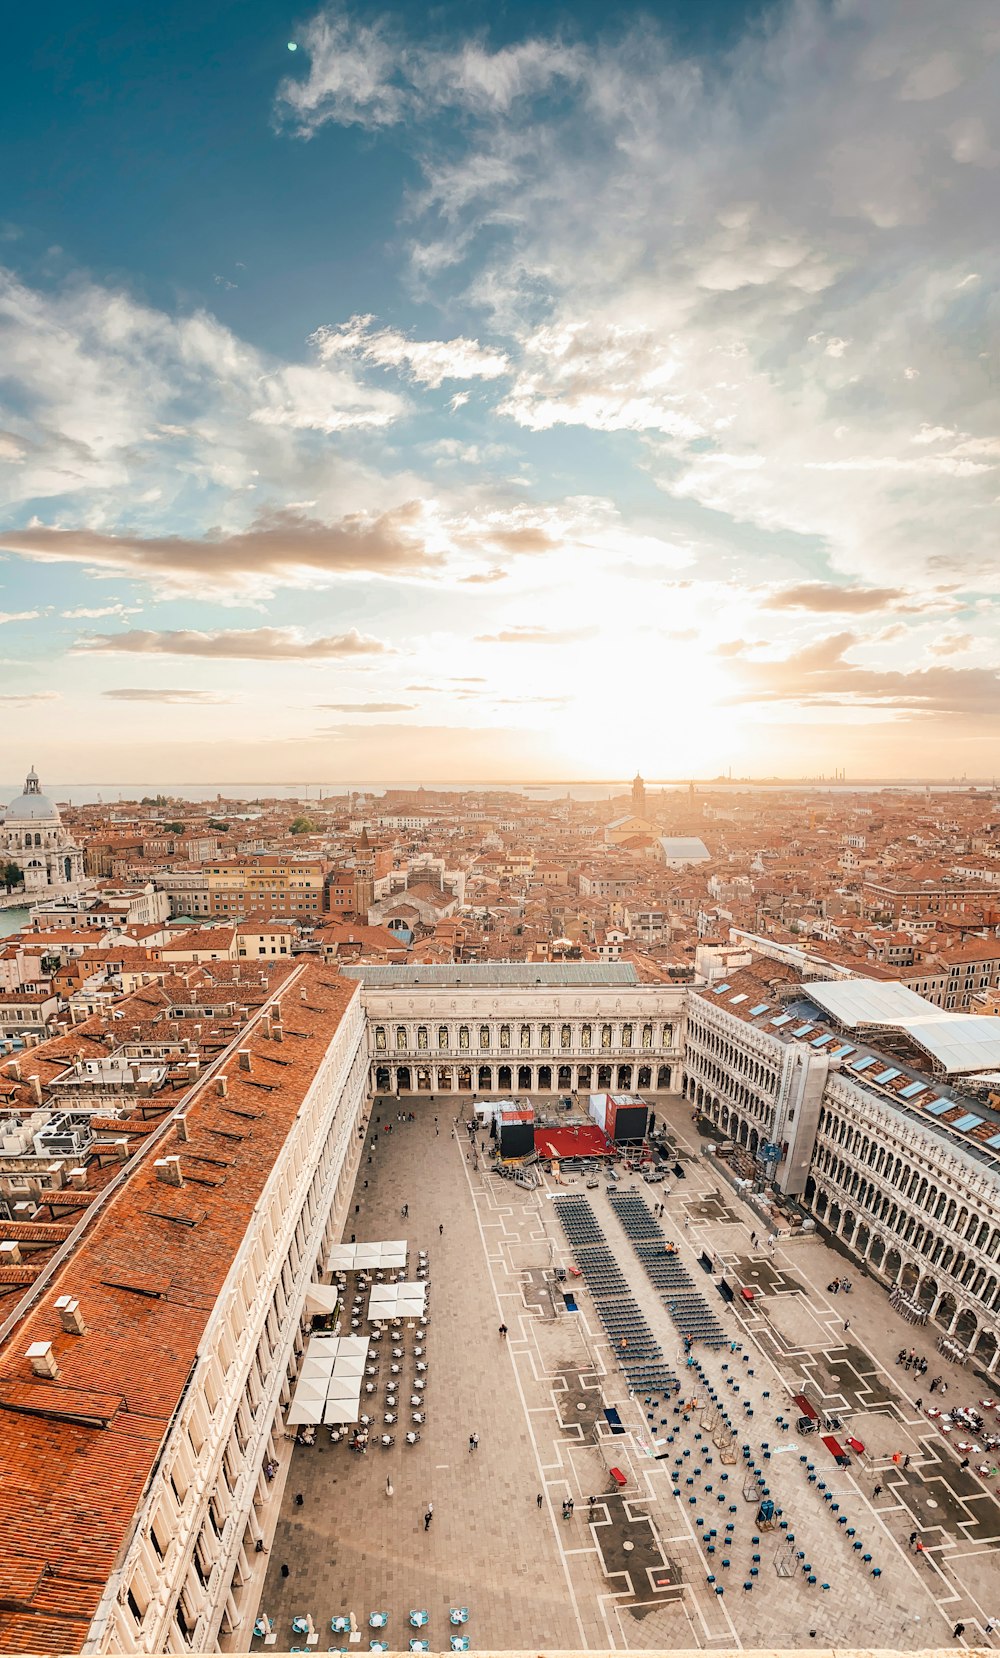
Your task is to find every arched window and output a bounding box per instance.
[500,1024,511,1049]
[34,833,41,847]
[438,1025,449,1049]
[395,1025,407,1050]
[375,1025,387,1051]
[417,1025,428,1050]
[479,1025,490,1049]
[459,1025,470,1050]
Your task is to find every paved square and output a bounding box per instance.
[247,1096,1000,1652]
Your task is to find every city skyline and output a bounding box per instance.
[2,0,999,781]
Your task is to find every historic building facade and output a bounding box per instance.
[1,767,85,893]
[683,975,1000,1373]
[343,964,686,1097]
[85,983,371,1655]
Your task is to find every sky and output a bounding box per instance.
[1,0,999,785]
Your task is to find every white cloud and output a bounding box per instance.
[274,10,584,134]
[313,314,509,388]
[279,0,1000,593]
[0,267,405,518]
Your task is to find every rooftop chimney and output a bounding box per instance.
[28,1075,43,1106]
[238,1048,252,1072]
[26,1341,60,1379]
[175,1113,189,1142]
[217,1074,229,1097]
[54,1295,87,1335]
[4,1059,21,1081]
[155,1156,184,1187]
[0,1241,21,1266]
[68,1167,88,1190]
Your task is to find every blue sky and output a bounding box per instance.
[1,0,999,783]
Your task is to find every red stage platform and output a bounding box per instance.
[534,1123,613,1161]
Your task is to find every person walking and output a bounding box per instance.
[953,1624,966,1641]
[424,1510,433,1531]
[280,1564,290,1579]
[903,1454,910,1469]
[873,1483,882,1498]
[294,1493,304,1507]
[401,1204,408,1218]
[469,1432,479,1452]
[844,1319,850,1332]
[537,1492,544,1509]
[439,1223,444,1236]
[498,1324,508,1339]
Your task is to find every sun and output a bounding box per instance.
[548,651,740,778]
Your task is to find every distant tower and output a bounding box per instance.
[632,772,646,817]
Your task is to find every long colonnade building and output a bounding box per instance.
[683,963,1000,1374]
[343,963,686,1097]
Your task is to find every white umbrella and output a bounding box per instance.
[325,1376,359,1400]
[336,1336,369,1357]
[287,1397,324,1425]
[292,1378,331,1404]
[300,1354,338,1379]
[324,1399,361,1425]
[332,1355,366,1377]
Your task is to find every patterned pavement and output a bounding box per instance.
[244,1095,1000,1652]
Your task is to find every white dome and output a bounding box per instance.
[4,768,61,823]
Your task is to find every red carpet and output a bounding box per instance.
[534,1123,613,1160]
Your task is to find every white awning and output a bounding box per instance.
[304,1284,341,1315]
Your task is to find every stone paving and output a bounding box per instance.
[248,1095,1000,1652]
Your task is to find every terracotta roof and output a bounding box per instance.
[0,962,356,1655]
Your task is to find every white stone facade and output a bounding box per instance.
[83,992,370,1655]
[682,988,1000,1372]
[361,983,686,1097]
[1,768,85,894]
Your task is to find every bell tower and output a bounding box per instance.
[631,772,646,817]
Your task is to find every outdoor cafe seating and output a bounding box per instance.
[409,1611,429,1627]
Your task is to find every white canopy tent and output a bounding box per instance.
[288,1334,370,1427]
[326,1240,408,1272]
[367,1281,427,1321]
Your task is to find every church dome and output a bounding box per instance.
[4,767,60,822]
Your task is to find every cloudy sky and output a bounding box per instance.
[1,0,999,784]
